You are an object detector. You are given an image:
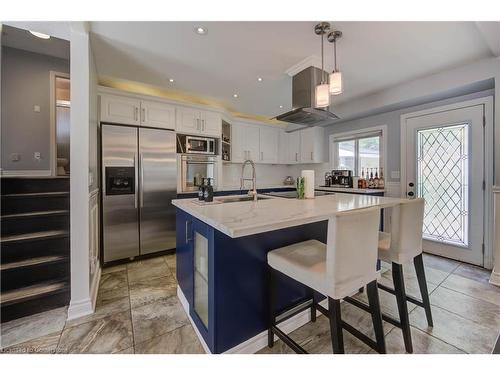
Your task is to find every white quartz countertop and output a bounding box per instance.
[172,193,406,238]
[315,186,385,194]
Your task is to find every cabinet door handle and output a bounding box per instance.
[141,108,145,123]
[311,151,313,161]
[261,151,263,161]
[185,220,192,243]
[196,119,200,131]
[202,119,205,131]
[295,152,298,162]
[135,107,139,122]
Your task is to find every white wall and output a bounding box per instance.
[222,163,291,189]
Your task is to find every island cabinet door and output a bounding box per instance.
[176,209,194,305]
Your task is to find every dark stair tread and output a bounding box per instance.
[2,192,69,198]
[1,209,69,219]
[1,255,68,271]
[1,280,69,306]
[1,230,69,243]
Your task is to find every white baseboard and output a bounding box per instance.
[0,169,52,177]
[176,285,327,354]
[489,268,500,286]
[67,297,94,321]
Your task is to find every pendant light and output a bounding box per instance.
[328,30,343,95]
[314,22,330,108]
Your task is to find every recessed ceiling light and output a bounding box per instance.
[195,27,207,35]
[168,78,174,83]
[279,105,283,109]
[29,30,50,39]
[233,94,239,98]
[257,77,263,82]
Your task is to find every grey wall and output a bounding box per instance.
[323,88,495,182]
[1,46,70,171]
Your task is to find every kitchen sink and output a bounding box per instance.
[215,196,272,203]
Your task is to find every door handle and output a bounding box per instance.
[135,107,139,122]
[139,154,144,207]
[134,154,138,209]
[141,108,145,123]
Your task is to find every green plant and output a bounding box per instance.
[296,177,305,199]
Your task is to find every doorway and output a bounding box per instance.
[51,72,70,176]
[401,98,493,266]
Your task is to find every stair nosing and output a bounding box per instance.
[0,255,68,272]
[1,230,69,243]
[1,192,69,198]
[1,280,70,306]
[1,209,69,219]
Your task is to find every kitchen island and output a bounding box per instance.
[172,193,405,353]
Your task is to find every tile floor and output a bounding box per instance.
[1,253,499,354]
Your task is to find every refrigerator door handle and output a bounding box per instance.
[134,154,139,209]
[139,154,144,208]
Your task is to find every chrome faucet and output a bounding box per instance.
[240,159,258,201]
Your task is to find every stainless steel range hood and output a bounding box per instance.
[275,66,339,126]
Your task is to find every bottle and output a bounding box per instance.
[198,178,206,201]
[358,169,364,189]
[374,168,379,188]
[378,168,385,189]
[204,178,214,202]
[368,169,374,188]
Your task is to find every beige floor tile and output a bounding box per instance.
[452,263,493,285]
[164,254,176,271]
[0,332,60,354]
[101,264,127,275]
[127,262,172,284]
[410,304,498,354]
[127,256,166,270]
[429,286,500,331]
[65,294,131,328]
[100,270,128,291]
[422,253,461,273]
[0,307,67,348]
[115,346,135,354]
[383,326,465,354]
[129,275,177,309]
[57,310,133,354]
[135,324,204,354]
[441,274,500,306]
[131,296,189,344]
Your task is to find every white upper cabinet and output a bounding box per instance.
[287,131,301,164]
[231,122,260,163]
[278,129,289,164]
[176,107,222,137]
[100,94,141,125]
[300,127,325,163]
[259,126,279,164]
[141,100,176,129]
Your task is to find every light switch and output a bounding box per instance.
[391,171,400,179]
[34,105,41,113]
[34,152,41,161]
[10,153,20,162]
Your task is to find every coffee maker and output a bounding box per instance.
[330,170,353,188]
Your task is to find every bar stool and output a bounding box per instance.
[376,198,433,353]
[267,207,386,354]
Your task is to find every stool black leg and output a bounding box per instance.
[328,297,344,354]
[309,288,317,322]
[392,262,413,353]
[366,280,386,354]
[413,254,433,327]
[268,265,275,348]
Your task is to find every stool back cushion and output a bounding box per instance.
[389,198,425,264]
[326,207,381,299]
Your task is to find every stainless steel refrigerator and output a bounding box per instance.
[101,124,177,263]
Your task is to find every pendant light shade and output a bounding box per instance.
[315,83,330,108]
[329,71,343,95]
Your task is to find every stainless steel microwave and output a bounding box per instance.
[185,136,216,154]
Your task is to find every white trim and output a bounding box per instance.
[490,269,500,286]
[329,124,388,177]
[49,71,70,177]
[89,265,101,312]
[0,169,52,176]
[400,96,494,268]
[67,298,94,321]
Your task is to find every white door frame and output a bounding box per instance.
[400,96,494,268]
[49,70,70,176]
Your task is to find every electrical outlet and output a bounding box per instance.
[34,152,41,161]
[10,153,20,162]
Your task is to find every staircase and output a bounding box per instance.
[1,177,70,322]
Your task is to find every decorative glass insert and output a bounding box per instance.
[417,123,469,247]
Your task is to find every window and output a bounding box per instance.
[332,130,383,177]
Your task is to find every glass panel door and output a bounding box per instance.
[193,231,209,328]
[416,124,469,247]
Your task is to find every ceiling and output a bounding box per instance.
[1,24,70,60]
[87,22,494,118]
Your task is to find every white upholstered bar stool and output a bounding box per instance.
[267,207,386,354]
[377,198,433,354]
